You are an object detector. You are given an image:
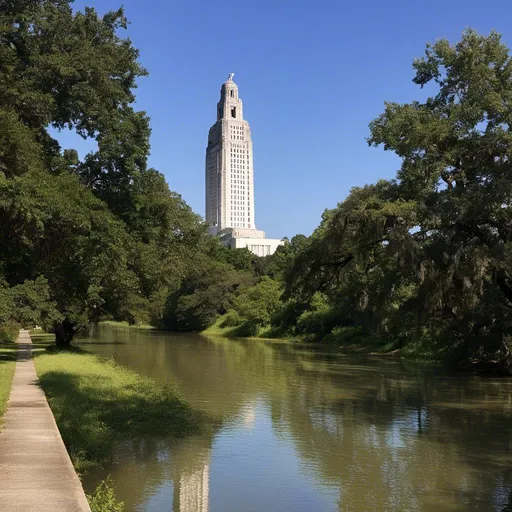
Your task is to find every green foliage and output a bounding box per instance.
[219,310,243,328]
[162,259,253,331]
[0,322,20,344]
[323,326,369,345]
[208,244,257,270]
[233,277,283,333]
[34,350,199,472]
[296,292,337,339]
[0,171,138,342]
[0,344,16,417]
[0,277,61,329]
[87,477,124,512]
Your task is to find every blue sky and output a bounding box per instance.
[59,0,512,238]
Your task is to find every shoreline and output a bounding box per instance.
[90,322,512,375]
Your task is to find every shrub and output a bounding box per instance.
[219,310,243,327]
[234,277,282,330]
[0,322,20,343]
[87,477,124,512]
[296,292,335,338]
[323,325,367,345]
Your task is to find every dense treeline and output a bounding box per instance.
[1,2,512,370]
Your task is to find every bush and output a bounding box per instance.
[238,320,260,337]
[219,310,243,327]
[323,325,367,345]
[296,292,336,339]
[234,277,282,330]
[0,322,20,343]
[87,477,124,512]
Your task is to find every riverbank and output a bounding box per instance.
[203,317,405,354]
[33,349,200,473]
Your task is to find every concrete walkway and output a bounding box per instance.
[0,330,91,512]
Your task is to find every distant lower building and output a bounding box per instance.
[205,73,283,257]
[218,228,284,257]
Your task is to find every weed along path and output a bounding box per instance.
[0,330,91,512]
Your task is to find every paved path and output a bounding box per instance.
[0,330,91,512]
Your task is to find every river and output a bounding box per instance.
[77,325,512,512]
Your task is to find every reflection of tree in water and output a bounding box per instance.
[206,338,512,511]
[82,327,512,512]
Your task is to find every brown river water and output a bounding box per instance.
[77,325,512,512]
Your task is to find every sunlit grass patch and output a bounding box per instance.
[34,350,200,473]
[0,344,17,419]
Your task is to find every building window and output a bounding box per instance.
[231,107,236,118]
[230,90,234,98]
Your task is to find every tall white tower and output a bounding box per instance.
[205,74,284,257]
[205,73,255,233]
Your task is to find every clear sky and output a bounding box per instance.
[59,0,512,238]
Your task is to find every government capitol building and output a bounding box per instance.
[205,73,283,257]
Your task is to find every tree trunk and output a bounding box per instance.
[53,319,76,347]
[497,269,512,306]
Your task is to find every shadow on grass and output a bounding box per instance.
[29,332,55,343]
[35,348,204,474]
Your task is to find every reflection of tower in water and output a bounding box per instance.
[242,402,256,429]
[170,436,212,512]
[176,462,209,512]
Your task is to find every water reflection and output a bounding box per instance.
[79,327,512,512]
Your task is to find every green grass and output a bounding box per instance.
[203,316,287,340]
[34,350,200,474]
[203,318,246,337]
[0,344,17,419]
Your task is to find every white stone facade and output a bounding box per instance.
[230,237,285,257]
[218,228,283,257]
[205,74,284,257]
[205,75,254,233]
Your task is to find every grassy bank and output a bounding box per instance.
[203,317,402,354]
[203,316,287,340]
[34,350,200,474]
[0,344,17,419]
